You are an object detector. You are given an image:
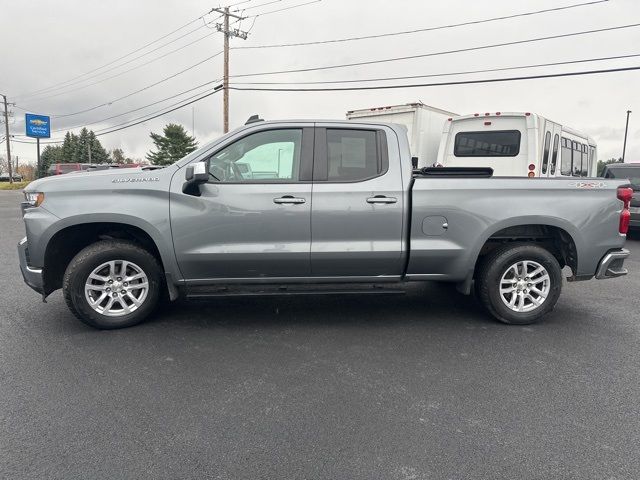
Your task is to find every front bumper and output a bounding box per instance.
[595,248,630,279]
[18,237,44,294]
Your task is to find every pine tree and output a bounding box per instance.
[87,130,109,163]
[61,132,77,162]
[39,145,64,177]
[74,128,90,163]
[110,148,134,164]
[146,123,198,166]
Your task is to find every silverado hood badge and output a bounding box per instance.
[112,177,160,183]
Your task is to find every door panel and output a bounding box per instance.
[171,183,311,279]
[170,125,313,281]
[310,125,405,277]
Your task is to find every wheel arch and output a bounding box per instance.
[457,217,581,294]
[41,215,180,297]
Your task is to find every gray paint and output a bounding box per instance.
[19,120,630,299]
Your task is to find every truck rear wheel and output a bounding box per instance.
[62,240,162,329]
[475,244,562,325]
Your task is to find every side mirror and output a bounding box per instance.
[182,161,209,196]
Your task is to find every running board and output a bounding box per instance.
[186,283,406,299]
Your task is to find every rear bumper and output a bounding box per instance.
[18,237,44,294]
[595,248,630,279]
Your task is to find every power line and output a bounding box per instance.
[14,89,223,145]
[234,0,609,49]
[16,51,224,118]
[90,89,219,134]
[231,22,640,77]
[10,64,640,145]
[231,52,640,85]
[244,0,321,18]
[27,52,640,134]
[228,65,640,92]
[238,0,283,12]
[224,0,253,8]
[18,28,219,105]
[50,80,221,132]
[16,9,215,99]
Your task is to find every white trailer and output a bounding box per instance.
[346,102,457,168]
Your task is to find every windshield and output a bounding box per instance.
[604,166,640,189]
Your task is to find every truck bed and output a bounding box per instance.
[406,176,628,283]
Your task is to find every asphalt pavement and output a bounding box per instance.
[1,190,639,479]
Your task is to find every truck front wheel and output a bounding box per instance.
[475,244,562,325]
[62,240,162,329]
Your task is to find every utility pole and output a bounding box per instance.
[87,142,92,164]
[210,7,248,133]
[1,94,13,184]
[622,110,632,163]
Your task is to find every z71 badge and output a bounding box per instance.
[112,177,160,183]
[569,181,607,189]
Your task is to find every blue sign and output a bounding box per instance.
[25,113,51,138]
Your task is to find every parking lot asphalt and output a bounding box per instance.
[1,189,639,479]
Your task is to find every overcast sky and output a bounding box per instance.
[1,0,639,165]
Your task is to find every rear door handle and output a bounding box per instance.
[274,195,306,204]
[366,195,397,204]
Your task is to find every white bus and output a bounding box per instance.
[436,112,597,178]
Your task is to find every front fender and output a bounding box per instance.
[32,213,182,284]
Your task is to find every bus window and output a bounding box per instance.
[550,134,559,175]
[454,130,521,157]
[581,145,589,176]
[541,131,551,174]
[572,141,582,177]
[561,138,572,175]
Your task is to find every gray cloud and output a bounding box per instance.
[1,0,639,164]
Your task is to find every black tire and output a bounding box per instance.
[475,243,562,325]
[62,240,162,329]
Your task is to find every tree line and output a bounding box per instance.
[39,123,198,176]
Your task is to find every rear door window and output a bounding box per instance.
[454,130,521,157]
[314,128,388,182]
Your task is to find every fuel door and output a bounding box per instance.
[422,216,448,236]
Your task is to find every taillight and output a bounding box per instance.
[617,187,633,204]
[617,186,633,234]
[620,210,631,234]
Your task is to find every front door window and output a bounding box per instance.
[209,129,302,182]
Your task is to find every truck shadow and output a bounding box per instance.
[149,282,497,330]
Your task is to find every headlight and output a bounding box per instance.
[24,192,45,207]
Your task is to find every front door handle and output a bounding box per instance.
[366,195,397,204]
[274,195,306,204]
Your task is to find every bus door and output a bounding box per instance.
[539,121,562,177]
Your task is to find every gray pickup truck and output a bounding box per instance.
[18,118,632,329]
